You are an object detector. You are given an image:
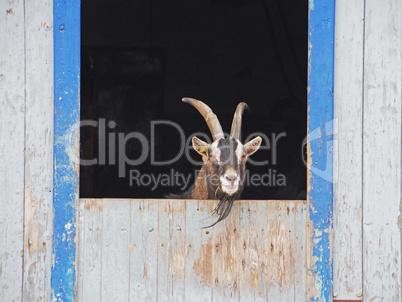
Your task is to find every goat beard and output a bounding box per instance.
[204,193,237,228]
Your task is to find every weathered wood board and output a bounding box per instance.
[362,0,401,300]
[0,1,26,301]
[333,0,402,300]
[78,199,307,301]
[333,0,364,298]
[23,0,54,301]
[1,0,54,301]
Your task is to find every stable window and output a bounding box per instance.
[53,0,336,300]
[80,0,308,200]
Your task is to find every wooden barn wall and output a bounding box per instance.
[334,0,401,300]
[78,199,307,301]
[0,0,401,301]
[0,0,54,301]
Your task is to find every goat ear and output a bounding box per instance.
[244,136,262,156]
[192,136,210,156]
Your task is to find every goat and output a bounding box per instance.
[170,97,262,227]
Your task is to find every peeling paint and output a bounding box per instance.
[51,1,80,301]
[85,199,104,212]
[309,0,315,11]
[169,253,187,280]
[307,0,335,300]
[193,209,296,290]
[24,173,46,258]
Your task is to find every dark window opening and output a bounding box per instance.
[80,0,308,200]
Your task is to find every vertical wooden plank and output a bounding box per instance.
[184,200,213,302]
[294,202,307,299]
[22,0,54,300]
[101,200,130,301]
[362,0,401,301]
[129,200,147,301]
[224,203,241,302]
[157,199,170,301]
[211,203,240,302]
[0,0,25,300]
[78,199,103,302]
[284,202,296,302]
[77,200,85,302]
[130,200,158,301]
[238,201,259,302]
[266,202,294,302]
[52,0,80,301]
[252,201,268,302]
[307,0,335,300]
[333,0,364,299]
[157,199,187,301]
[167,200,186,301]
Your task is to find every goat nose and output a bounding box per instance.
[225,174,237,182]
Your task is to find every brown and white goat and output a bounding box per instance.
[171,98,262,226]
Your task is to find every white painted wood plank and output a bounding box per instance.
[294,202,307,299]
[156,200,187,302]
[129,200,159,302]
[285,202,297,302]
[22,0,54,300]
[211,202,240,302]
[250,201,268,302]
[0,1,25,301]
[333,0,364,299]
[184,200,213,302]
[77,200,85,302]
[129,200,156,301]
[226,203,241,302]
[333,0,365,299]
[129,200,147,301]
[266,202,296,301]
[101,200,131,301]
[239,201,259,302]
[78,199,103,302]
[266,203,281,301]
[157,200,171,301]
[167,200,186,301]
[362,0,401,300]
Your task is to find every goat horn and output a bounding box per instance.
[182,97,225,141]
[230,102,248,140]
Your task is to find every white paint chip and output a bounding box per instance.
[65,222,72,230]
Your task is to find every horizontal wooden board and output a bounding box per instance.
[78,199,307,301]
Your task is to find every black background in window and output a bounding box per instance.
[80,0,307,199]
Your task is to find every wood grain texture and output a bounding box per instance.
[22,0,54,300]
[101,200,131,301]
[362,0,401,300]
[130,200,159,301]
[78,199,307,302]
[77,199,103,302]
[185,200,213,302]
[0,1,25,300]
[333,0,364,299]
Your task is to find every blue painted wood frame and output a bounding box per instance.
[52,0,80,301]
[308,0,335,301]
[50,0,335,301]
